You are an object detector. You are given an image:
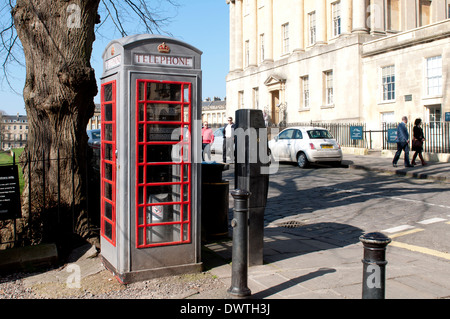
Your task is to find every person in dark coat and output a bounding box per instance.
[411,118,427,166]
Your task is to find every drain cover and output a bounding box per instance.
[277,220,305,228]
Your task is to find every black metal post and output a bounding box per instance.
[360,232,391,299]
[228,189,252,298]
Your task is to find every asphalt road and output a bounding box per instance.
[225,162,450,263]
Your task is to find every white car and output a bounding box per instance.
[268,126,343,168]
[210,127,225,154]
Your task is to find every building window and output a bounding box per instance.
[324,71,334,105]
[301,76,310,109]
[419,0,431,26]
[426,56,442,96]
[253,87,259,109]
[282,23,289,54]
[428,105,442,123]
[381,112,395,124]
[332,1,341,37]
[382,65,395,101]
[245,40,250,67]
[309,12,317,45]
[238,91,244,109]
[387,0,400,31]
[259,34,265,62]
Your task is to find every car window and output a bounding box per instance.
[293,129,303,139]
[214,128,224,137]
[91,131,101,140]
[278,129,294,140]
[307,129,333,139]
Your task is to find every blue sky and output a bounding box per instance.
[0,0,229,115]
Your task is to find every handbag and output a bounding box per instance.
[413,139,423,148]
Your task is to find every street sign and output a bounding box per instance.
[350,126,364,140]
[387,129,398,143]
[0,165,21,220]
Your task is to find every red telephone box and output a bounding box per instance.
[100,35,202,283]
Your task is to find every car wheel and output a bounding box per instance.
[268,149,274,165]
[297,152,308,168]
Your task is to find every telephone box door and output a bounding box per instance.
[132,75,198,270]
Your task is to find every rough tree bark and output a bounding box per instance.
[11,0,101,249]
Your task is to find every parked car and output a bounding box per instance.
[87,129,101,149]
[268,126,342,168]
[87,129,101,171]
[210,127,225,154]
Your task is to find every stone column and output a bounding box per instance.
[249,0,258,67]
[432,0,447,23]
[317,0,327,44]
[293,0,305,52]
[265,0,274,62]
[235,0,243,71]
[352,0,369,33]
[341,0,353,35]
[228,0,236,71]
[402,0,416,30]
[369,0,386,35]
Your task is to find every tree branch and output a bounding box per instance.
[0,1,23,93]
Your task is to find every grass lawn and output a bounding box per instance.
[0,148,25,194]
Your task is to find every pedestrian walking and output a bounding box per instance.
[411,118,427,166]
[393,116,413,168]
[223,117,235,163]
[202,122,214,161]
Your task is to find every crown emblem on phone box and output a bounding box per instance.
[158,42,170,53]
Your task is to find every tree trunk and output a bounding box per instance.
[10,0,101,250]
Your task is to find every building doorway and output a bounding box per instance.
[271,90,280,126]
[427,104,442,124]
[426,104,442,152]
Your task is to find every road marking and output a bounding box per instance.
[324,186,450,210]
[418,217,447,225]
[389,228,424,239]
[390,241,450,261]
[383,225,415,233]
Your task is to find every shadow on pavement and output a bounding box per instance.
[203,222,364,265]
[251,267,337,299]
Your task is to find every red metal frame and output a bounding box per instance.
[101,81,117,246]
[136,79,192,249]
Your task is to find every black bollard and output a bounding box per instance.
[360,232,392,299]
[228,189,252,298]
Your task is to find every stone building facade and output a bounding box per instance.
[1,114,28,150]
[87,104,101,130]
[202,97,228,127]
[225,0,449,148]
